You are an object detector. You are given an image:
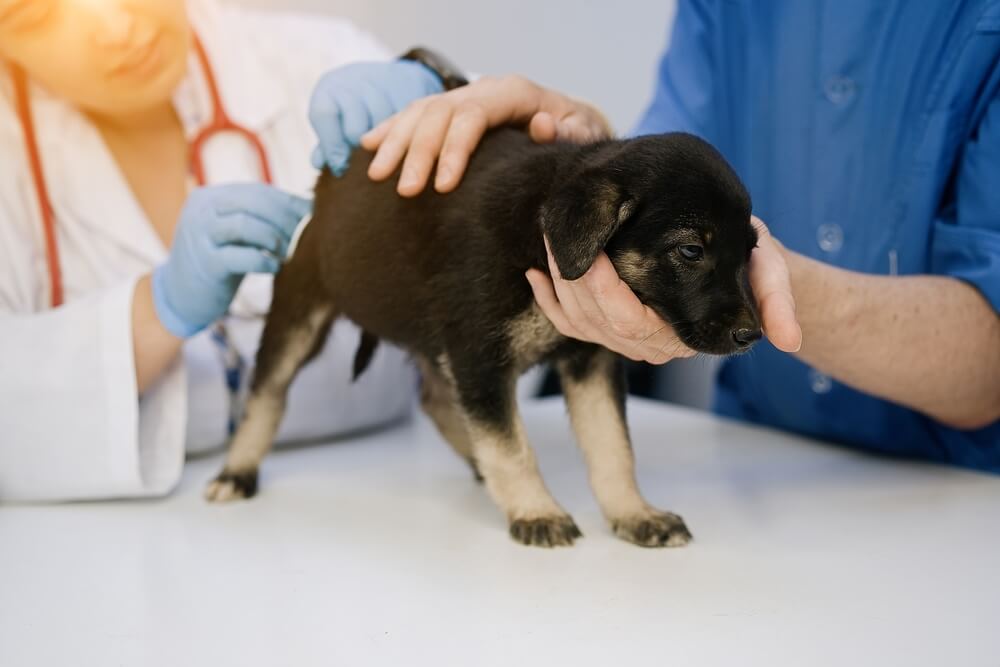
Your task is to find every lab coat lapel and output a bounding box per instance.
[30,84,167,272]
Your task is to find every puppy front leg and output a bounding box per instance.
[450,358,581,547]
[556,347,692,547]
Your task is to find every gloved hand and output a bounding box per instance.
[152,184,312,338]
[308,60,443,175]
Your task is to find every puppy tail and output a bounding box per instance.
[352,330,380,382]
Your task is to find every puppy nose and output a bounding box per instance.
[732,327,762,348]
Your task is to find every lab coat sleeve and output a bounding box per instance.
[631,0,718,140]
[0,279,187,502]
[924,87,1000,465]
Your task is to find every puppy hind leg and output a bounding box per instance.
[205,274,336,502]
[453,363,580,547]
[556,347,691,547]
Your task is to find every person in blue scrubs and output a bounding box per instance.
[309,2,1000,471]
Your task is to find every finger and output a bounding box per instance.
[528,112,558,144]
[434,104,489,192]
[544,238,606,344]
[644,334,694,365]
[749,219,802,352]
[397,101,455,197]
[361,116,394,151]
[565,265,619,340]
[217,245,281,276]
[209,214,291,256]
[310,145,324,171]
[366,101,427,181]
[307,89,353,174]
[760,288,801,352]
[577,253,696,362]
[214,187,312,236]
[525,269,586,340]
[351,81,397,143]
[327,91,372,175]
[555,115,602,144]
[579,253,660,343]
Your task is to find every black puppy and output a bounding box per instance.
[205,128,759,548]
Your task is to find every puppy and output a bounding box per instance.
[205,128,760,548]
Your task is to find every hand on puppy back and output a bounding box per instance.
[360,75,611,196]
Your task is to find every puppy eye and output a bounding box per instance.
[678,244,704,261]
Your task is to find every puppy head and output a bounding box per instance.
[541,132,760,355]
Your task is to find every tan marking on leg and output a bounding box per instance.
[222,394,285,473]
[560,355,646,518]
[205,306,332,502]
[435,356,578,546]
[468,416,566,520]
[465,411,580,547]
[558,351,691,547]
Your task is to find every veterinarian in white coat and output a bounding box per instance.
[0,0,444,501]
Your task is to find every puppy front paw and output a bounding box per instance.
[204,469,259,502]
[509,515,582,548]
[611,511,692,548]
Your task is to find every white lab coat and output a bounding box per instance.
[0,1,416,502]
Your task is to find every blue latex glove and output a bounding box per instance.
[152,184,312,338]
[308,60,443,175]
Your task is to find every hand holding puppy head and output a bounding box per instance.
[360,75,613,196]
[357,71,801,361]
[527,217,803,363]
[527,239,697,364]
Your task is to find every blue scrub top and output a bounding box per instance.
[634,0,1000,471]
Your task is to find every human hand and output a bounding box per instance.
[360,75,613,196]
[308,60,443,175]
[525,218,802,363]
[152,184,311,338]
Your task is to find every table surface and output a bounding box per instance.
[2,398,998,667]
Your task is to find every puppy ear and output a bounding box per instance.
[541,175,635,280]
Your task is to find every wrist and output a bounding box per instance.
[151,265,202,339]
[399,47,468,92]
[781,247,856,356]
[133,273,184,392]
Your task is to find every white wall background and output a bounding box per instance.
[236,0,716,409]
[237,0,676,134]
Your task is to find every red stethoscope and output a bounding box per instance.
[9,33,273,308]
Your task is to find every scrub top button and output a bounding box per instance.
[817,223,844,253]
[824,75,857,105]
[809,369,833,394]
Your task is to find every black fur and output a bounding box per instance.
[352,331,379,381]
[214,128,759,547]
[316,130,755,361]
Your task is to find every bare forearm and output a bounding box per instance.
[132,274,183,393]
[785,249,1000,429]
